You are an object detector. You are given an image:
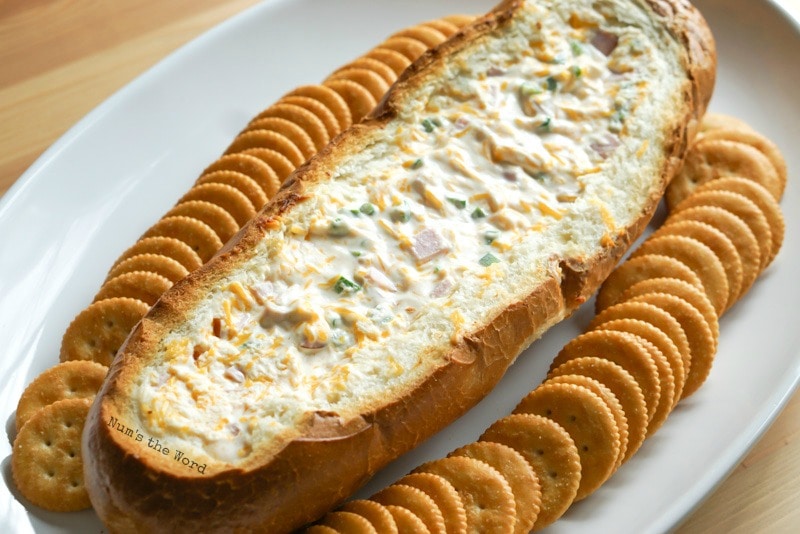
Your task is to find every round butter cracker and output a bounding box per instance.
[322,78,378,124]
[652,220,743,307]
[363,48,413,77]
[628,336,675,436]
[390,25,448,48]
[414,456,516,534]
[278,95,347,140]
[239,147,296,183]
[371,484,445,534]
[546,374,629,469]
[665,205,761,301]
[666,138,781,209]
[695,176,784,268]
[202,152,281,199]
[513,382,620,501]
[620,277,719,352]
[590,301,692,385]
[283,85,353,133]
[552,330,662,424]
[627,293,717,399]
[339,500,398,534]
[698,112,754,134]
[178,183,256,227]
[94,270,172,307]
[60,297,150,367]
[698,129,787,200]
[440,14,477,28]
[165,200,240,244]
[394,473,467,534]
[592,317,685,408]
[16,360,107,432]
[672,189,772,273]
[251,103,330,152]
[421,19,461,37]
[595,254,703,313]
[112,235,203,273]
[630,235,728,316]
[384,505,430,534]
[226,129,306,167]
[143,215,224,263]
[11,398,93,512]
[326,67,390,102]
[548,357,648,463]
[244,116,317,160]
[319,510,378,534]
[334,57,397,85]
[196,170,269,211]
[451,441,541,534]
[303,526,339,534]
[105,252,190,285]
[481,414,580,530]
[378,36,429,61]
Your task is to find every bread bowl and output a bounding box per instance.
[82,0,716,531]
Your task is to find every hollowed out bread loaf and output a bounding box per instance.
[82,1,716,532]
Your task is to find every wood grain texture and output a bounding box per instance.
[1,0,798,531]
[0,0,261,195]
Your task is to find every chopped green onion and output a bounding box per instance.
[471,207,486,219]
[519,82,542,97]
[484,229,501,244]
[525,170,548,181]
[447,197,467,209]
[609,108,626,133]
[333,276,361,294]
[570,41,584,56]
[350,250,362,257]
[571,65,582,78]
[359,202,375,215]
[479,253,500,266]
[538,117,552,132]
[421,118,438,133]
[546,76,558,91]
[391,206,411,223]
[328,217,350,236]
[410,158,424,170]
[350,208,361,216]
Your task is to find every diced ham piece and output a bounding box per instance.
[259,302,291,329]
[431,278,454,298]
[224,366,245,383]
[591,30,619,56]
[365,267,397,292]
[300,339,326,350]
[590,134,621,159]
[410,228,449,264]
[253,281,275,301]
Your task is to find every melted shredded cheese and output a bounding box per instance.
[134,3,657,465]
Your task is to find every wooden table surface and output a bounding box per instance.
[1,1,798,532]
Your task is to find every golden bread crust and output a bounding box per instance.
[83,1,716,532]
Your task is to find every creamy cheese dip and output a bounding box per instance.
[134,4,660,464]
